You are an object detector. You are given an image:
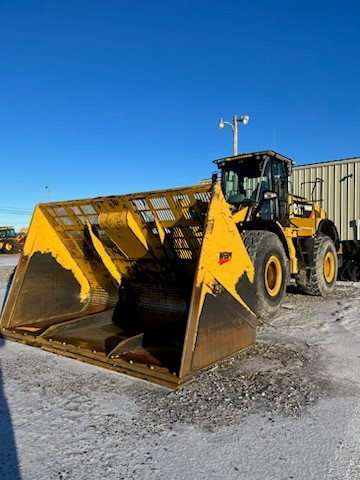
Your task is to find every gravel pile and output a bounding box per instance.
[130,342,324,431]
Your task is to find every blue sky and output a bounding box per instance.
[1,0,359,227]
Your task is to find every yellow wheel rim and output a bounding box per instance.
[265,255,282,297]
[323,251,335,283]
[5,243,12,252]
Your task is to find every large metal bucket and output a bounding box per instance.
[1,182,257,387]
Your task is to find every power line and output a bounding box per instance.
[0,209,32,215]
[0,205,33,215]
[0,204,33,209]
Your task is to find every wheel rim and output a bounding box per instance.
[5,243,12,252]
[323,251,335,283]
[264,255,282,297]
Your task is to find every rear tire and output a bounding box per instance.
[2,240,20,254]
[338,241,360,281]
[242,230,288,318]
[296,234,338,296]
[3,242,13,253]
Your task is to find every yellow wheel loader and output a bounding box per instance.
[216,151,339,317]
[0,226,22,254]
[0,151,338,387]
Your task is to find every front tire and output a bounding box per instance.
[242,230,288,318]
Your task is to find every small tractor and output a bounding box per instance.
[0,226,22,254]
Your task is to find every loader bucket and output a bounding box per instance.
[0,182,257,387]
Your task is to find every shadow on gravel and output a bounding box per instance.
[286,284,303,295]
[0,336,21,479]
[0,267,15,313]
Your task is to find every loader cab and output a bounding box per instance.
[215,151,293,226]
[0,227,16,239]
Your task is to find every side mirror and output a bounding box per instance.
[211,172,218,184]
[263,191,278,200]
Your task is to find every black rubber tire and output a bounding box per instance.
[242,230,288,318]
[296,234,338,296]
[2,239,20,254]
[338,241,360,281]
[3,242,13,254]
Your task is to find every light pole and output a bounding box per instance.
[218,114,250,156]
[45,186,51,202]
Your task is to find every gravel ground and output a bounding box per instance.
[130,343,323,432]
[0,254,19,268]
[1,260,360,479]
[0,266,16,284]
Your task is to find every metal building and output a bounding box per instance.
[292,157,360,241]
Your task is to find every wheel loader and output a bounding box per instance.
[0,226,22,254]
[0,150,338,387]
[216,151,339,317]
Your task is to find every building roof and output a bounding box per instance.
[294,156,360,169]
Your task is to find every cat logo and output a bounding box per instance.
[219,251,232,265]
[293,202,314,218]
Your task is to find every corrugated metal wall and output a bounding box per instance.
[292,158,360,241]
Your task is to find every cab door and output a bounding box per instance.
[271,160,289,225]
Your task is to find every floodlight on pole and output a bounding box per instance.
[218,114,250,155]
[239,115,249,126]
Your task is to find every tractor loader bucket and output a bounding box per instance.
[1,182,257,387]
